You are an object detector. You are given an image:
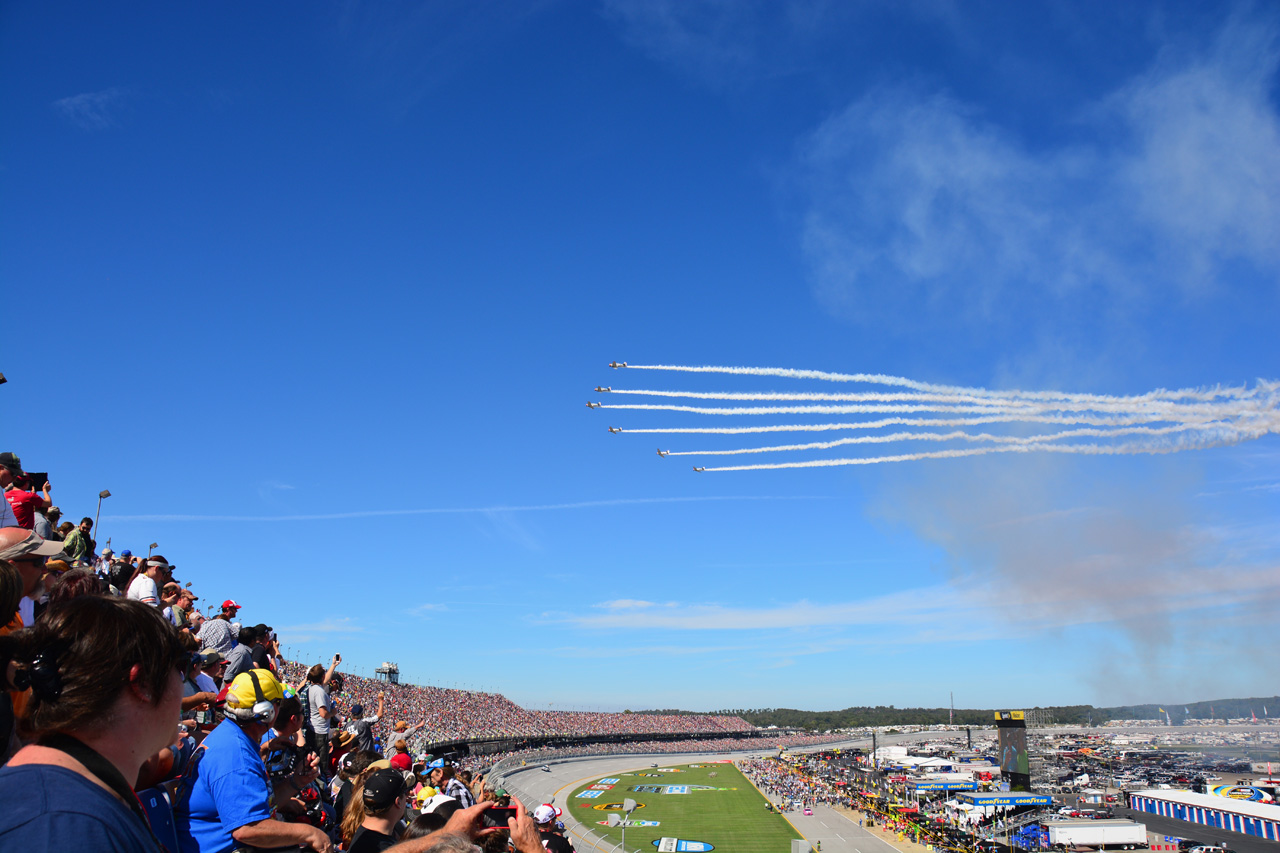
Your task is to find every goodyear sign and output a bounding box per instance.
[912,781,978,791]
[958,793,1052,807]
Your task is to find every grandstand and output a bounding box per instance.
[276,660,786,757]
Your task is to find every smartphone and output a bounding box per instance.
[482,807,519,828]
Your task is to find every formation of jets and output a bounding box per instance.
[593,365,704,470]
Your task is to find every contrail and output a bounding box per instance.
[664,422,1234,456]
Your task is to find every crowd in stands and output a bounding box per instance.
[284,662,756,751]
[0,448,846,852]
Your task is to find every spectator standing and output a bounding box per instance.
[305,655,342,775]
[61,517,95,565]
[173,587,198,630]
[32,505,58,540]
[250,624,277,672]
[0,596,188,850]
[0,454,29,528]
[0,528,65,628]
[349,768,407,853]
[222,626,258,683]
[196,600,241,655]
[127,556,172,607]
[384,719,426,757]
[439,764,475,809]
[2,475,51,531]
[173,669,331,853]
[533,804,575,853]
[345,693,386,753]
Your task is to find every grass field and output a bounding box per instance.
[566,761,803,852]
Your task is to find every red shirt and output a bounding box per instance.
[3,489,43,529]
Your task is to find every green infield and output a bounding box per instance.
[565,761,803,852]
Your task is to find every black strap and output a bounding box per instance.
[40,732,165,851]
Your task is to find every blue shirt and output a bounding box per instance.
[0,763,157,852]
[174,718,273,853]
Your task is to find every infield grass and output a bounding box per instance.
[567,761,802,852]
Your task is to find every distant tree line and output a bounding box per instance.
[692,696,1280,731]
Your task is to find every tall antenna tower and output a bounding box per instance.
[950,692,954,726]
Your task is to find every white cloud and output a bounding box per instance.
[52,87,127,130]
[595,599,657,610]
[560,554,1280,636]
[796,14,1280,328]
[275,616,364,643]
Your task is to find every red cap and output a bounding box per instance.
[222,599,241,610]
[389,753,412,772]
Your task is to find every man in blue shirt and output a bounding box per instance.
[173,669,332,853]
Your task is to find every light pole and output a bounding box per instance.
[94,490,111,544]
[149,542,158,557]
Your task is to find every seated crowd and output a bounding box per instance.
[0,450,836,852]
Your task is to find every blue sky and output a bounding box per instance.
[3,1,1278,713]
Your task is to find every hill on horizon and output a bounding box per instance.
[628,697,1280,730]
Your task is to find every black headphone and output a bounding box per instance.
[231,670,278,725]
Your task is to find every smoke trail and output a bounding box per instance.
[665,422,1234,456]
[599,399,1261,417]
[700,434,1243,472]
[618,411,1229,435]
[625,364,1274,405]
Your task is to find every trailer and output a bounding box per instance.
[1046,819,1148,849]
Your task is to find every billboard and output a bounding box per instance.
[996,710,1031,792]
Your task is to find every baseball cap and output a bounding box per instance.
[350,703,364,717]
[253,623,271,634]
[0,452,25,476]
[224,669,284,712]
[421,793,459,816]
[362,768,407,811]
[0,529,67,561]
[390,752,412,772]
[533,804,558,824]
[197,650,224,667]
[120,549,131,557]
[221,599,241,610]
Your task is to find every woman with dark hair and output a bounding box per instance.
[0,595,188,849]
[42,567,106,613]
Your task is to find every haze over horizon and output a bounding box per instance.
[3,1,1278,712]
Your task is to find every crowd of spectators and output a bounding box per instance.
[283,662,757,752]
[0,448,842,852]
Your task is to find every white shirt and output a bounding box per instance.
[127,573,160,606]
